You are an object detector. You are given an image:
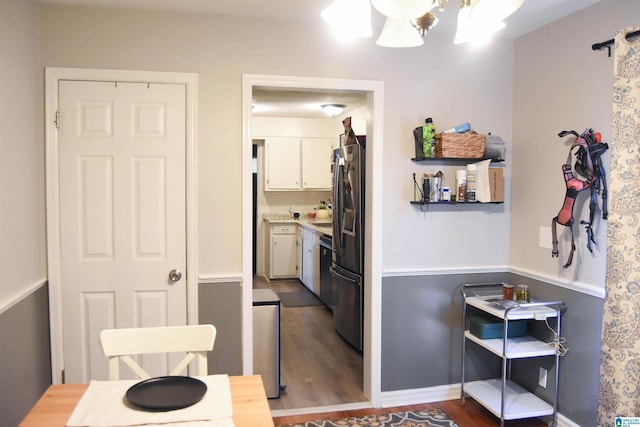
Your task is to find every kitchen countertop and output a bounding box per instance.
[264,215,332,237]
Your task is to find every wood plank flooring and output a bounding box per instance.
[253,277,365,410]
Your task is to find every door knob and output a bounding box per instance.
[168,269,182,283]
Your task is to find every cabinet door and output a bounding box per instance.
[271,233,297,278]
[265,137,301,190]
[301,138,332,190]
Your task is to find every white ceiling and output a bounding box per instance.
[38,0,602,117]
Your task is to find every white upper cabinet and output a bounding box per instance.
[265,137,301,190]
[301,138,332,190]
[264,137,332,191]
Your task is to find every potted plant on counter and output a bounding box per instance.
[316,201,330,220]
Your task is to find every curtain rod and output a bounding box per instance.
[592,29,640,57]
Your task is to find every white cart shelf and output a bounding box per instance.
[464,379,554,420]
[460,283,565,427]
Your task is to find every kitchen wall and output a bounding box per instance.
[0,0,50,426]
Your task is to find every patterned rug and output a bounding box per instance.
[276,409,459,427]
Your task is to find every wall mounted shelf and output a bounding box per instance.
[410,200,503,206]
[411,157,504,163]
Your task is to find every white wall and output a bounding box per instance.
[0,0,44,311]
[511,0,640,294]
[40,4,515,278]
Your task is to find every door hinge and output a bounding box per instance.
[54,110,61,129]
[61,369,65,384]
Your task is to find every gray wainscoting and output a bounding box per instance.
[198,280,243,375]
[0,284,52,427]
[382,272,603,426]
[381,272,508,391]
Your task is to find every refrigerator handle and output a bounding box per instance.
[332,159,343,257]
[329,266,358,285]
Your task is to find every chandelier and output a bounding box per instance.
[322,0,524,47]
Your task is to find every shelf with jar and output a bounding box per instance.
[410,164,504,205]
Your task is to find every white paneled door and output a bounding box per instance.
[58,81,187,383]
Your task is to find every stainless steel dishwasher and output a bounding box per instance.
[319,233,333,308]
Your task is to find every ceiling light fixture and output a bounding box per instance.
[321,0,525,47]
[454,0,509,44]
[371,0,436,19]
[377,17,424,47]
[321,104,346,117]
[471,0,524,23]
[321,0,373,39]
[411,12,439,37]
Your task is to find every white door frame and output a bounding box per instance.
[242,74,384,406]
[45,67,198,384]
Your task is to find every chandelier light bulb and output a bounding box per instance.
[371,0,436,20]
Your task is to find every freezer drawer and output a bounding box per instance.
[252,289,280,398]
[330,264,362,351]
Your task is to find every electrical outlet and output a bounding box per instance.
[539,226,553,249]
[539,367,548,388]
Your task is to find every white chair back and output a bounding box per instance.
[99,324,216,380]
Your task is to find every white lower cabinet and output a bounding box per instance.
[461,283,565,427]
[300,228,320,295]
[268,224,297,279]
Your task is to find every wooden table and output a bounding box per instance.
[19,375,275,427]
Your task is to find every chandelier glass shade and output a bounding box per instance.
[371,0,436,20]
[471,0,524,23]
[321,0,373,38]
[376,17,424,47]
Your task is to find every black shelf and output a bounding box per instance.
[411,157,504,162]
[410,200,503,206]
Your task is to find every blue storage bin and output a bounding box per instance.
[469,314,527,339]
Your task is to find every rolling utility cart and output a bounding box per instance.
[460,283,565,427]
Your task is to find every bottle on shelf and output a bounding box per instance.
[422,117,436,158]
[456,169,467,203]
[466,164,477,202]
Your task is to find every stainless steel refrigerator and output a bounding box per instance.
[330,136,365,351]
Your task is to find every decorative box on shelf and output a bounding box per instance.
[434,133,486,159]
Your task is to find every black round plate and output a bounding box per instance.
[126,376,207,411]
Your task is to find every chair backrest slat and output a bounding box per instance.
[100,324,216,380]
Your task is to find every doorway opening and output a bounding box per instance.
[241,74,384,414]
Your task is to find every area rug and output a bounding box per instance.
[277,289,324,307]
[276,409,459,427]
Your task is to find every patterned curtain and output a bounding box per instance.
[598,26,640,425]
